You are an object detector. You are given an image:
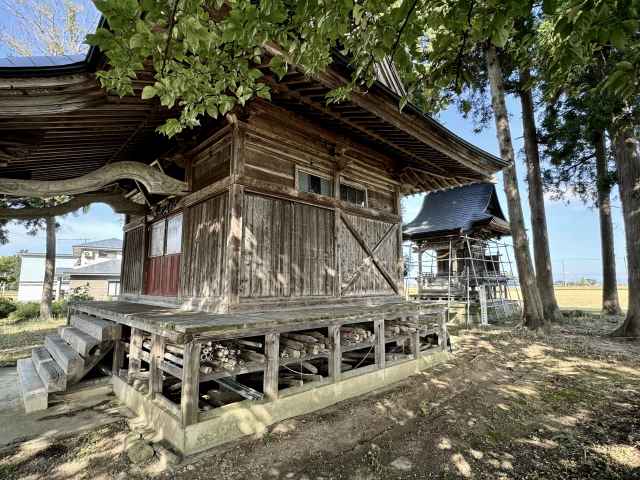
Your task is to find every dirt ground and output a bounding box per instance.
[2,314,639,480]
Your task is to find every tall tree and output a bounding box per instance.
[539,75,623,316]
[518,67,563,321]
[540,0,639,334]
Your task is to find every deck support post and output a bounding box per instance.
[128,328,143,383]
[181,341,201,426]
[374,318,385,369]
[263,333,279,401]
[149,333,165,398]
[440,309,448,352]
[409,316,421,359]
[112,339,124,376]
[328,325,341,382]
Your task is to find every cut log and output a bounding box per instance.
[300,361,318,374]
[70,313,121,341]
[17,358,48,413]
[58,326,100,357]
[45,334,84,378]
[31,346,66,392]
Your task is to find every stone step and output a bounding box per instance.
[58,326,100,357]
[70,313,121,342]
[17,358,48,413]
[31,346,66,392]
[44,334,84,379]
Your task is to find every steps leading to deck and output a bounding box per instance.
[17,311,121,413]
[59,326,100,357]
[31,346,66,392]
[17,358,48,413]
[70,313,121,342]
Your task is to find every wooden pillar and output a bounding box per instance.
[374,318,385,369]
[395,188,404,292]
[328,325,341,382]
[181,341,201,426]
[440,309,448,352]
[128,327,143,382]
[139,217,148,296]
[149,333,166,398]
[223,183,244,309]
[409,316,421,359]
[263,333,279,401]
[334,208,341,297]
[112,339,124,376]
[417,249,423,294]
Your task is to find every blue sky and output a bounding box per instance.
[0,2,628,283]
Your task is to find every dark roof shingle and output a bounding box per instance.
[403,183,509,240]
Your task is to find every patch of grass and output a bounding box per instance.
[0,316,66,366]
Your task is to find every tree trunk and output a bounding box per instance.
[485,45,545,329]
[611,130,640,337]
[594,130,622,315]
[40,216,56,320]
[518,69,563,322]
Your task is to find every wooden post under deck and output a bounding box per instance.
[128,327,143,382]
[328,325,341,382]
[149,333,165,398]
[374,318,385,369]
[263,333,279,401]
[181,341,201,426]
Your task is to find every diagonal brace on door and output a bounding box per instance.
[340,214,399,295]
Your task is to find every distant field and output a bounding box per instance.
[553,286,628,312]
[406,285,628,313]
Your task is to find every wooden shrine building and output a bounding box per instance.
[1,44,506,454]
[403,182,514,316]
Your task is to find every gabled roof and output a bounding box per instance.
[403,182,510,241]
[73,238,123,250]
[69,258,121,276]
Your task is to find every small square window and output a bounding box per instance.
[340,183,367,207]
[298,170,333,196]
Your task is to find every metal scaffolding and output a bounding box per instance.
[404,236,522,325]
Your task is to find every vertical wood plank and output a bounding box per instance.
[328,325,341,383]
[374,318,385,369]
[139,218,148,295]
[263,333,279,401]
[440,309,449,352]
[149,333,166,398]
[181,341,201,426]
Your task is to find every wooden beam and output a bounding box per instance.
[0,161,188,197]
[263,333,279,401]
[0,192,145,219]
[328,325,342,382]
[181,341,201,426]
[374,318,385,369]
[149,333,166,398]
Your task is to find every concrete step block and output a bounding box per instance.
[31,346,67,392]
[44,334,84,378]
[70,313,121,341]
[58,326,100,357]
[17,358,48,413]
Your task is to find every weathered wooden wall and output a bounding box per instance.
[191,131,232,191]
[181,193,228,299]
[121,226,144,295]
[240,193,335,298]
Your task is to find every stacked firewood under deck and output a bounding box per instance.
[73,300,447,452]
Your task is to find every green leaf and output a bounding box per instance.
[141,85,157,100]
